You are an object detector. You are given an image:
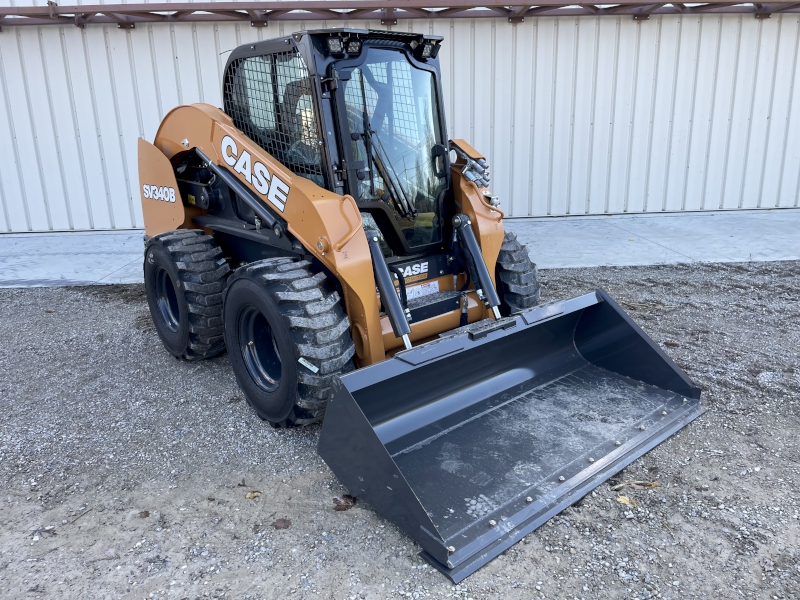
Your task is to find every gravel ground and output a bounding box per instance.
[1,260,799,600]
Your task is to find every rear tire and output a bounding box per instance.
[222,258,355,427]
[144,229,230,360]
[496,230,540,316]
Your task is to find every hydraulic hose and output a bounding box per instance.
[388,265,409,311]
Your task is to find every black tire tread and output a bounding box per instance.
[147,229,231,360]
[496,231,541,315]
[225,257,355,426]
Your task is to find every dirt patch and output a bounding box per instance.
[271,518,292,530]
[333,494,358,512]
[0,260,798,599]
[134,313,156,332]
[78,283,146,305]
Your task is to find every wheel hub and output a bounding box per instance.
[154,266,180,333]
[238,306,282,392]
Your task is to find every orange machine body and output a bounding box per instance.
[138,103,503,366]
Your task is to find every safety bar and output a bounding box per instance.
[333,195,363,251]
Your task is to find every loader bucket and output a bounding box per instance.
[318,290,702,582]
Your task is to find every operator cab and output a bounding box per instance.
[222,29,451,259]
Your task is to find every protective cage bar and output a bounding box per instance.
[224,49,326,186]
[1,1,799,29]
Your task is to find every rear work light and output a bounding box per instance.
[326,36,344,55]
[414,40,440,61]
[346,38,362,54]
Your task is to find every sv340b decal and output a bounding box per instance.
[142,185,176,203]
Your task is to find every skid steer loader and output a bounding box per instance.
[137,28,702,582]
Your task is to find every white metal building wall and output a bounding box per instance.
[0,13,799,232]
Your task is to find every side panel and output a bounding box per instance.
[3,17,800,233]
[138,138,185,237]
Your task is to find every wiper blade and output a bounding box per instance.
[358,76,376,197]
[352,66,415,220]
[368,130,417,221]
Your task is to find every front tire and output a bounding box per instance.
[496,231,541,316]
[223,258,355,427]
[144,229,230,359]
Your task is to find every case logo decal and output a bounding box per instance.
[400,261,429,279]
[394,261,430,284]
[221,135,289,212]
[142,185,176,203]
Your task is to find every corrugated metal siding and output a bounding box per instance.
[0,14,799,231]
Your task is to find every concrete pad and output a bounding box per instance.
[1,208,798,287]
[606,212,800,264]
[506,208,800,269]
[0,230,143,287]
[94,258,145,285]
[507,218,691,268]
[733,209,800,223]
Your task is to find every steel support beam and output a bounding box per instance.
[1,1,799,29]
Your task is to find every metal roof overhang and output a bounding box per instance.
[1,1,799,30]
